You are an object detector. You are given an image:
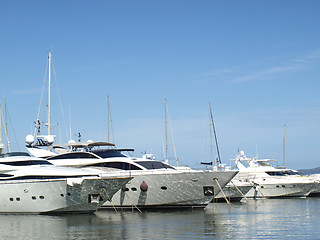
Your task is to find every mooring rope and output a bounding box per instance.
[97,188,118,213]
[230,181,248,202]
[124,191,142,213]
[214,178,231,207]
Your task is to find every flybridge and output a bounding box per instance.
[53,141,116,148]
[52,141,134,153]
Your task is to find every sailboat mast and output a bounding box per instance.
[283,124,286,167]
[47,52,51,136]
[209,104,214,165]
[0,104,2,144]
[164,98,168,163]
[107,96,110,142]
[4,98,10,152]
[209,103,221,164]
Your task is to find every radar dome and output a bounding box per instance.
[87,140,94,143]
[26,135,34,145]
[68,139,76,144]
[44,135,55,144]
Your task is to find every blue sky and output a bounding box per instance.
[1,1,320,169]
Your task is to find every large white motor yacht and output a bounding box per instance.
[0,152,132,213]
[232,151,316,198]
[28,141,238,209]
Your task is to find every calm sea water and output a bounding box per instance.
[0,197,319,239]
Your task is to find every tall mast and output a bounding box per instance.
[209,103,221,164]
[283,124,286,167]
[4,98,10,152]
[0,104,2,144]
[47,52,51,135]
[164,98,168,163]
[209,104,214,165]
[107,96,110,142]
[0,104,4,154]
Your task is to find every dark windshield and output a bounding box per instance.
[89,162,142,170]
[0,152,31,158]
[92,150,128,159]
[0,160,52,166]
[265,171,300,176]
[283,170,300,176]
[47,152,99,160]
[135,161,175,170]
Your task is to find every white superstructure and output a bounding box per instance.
[0,152,132,213]
[232,151,315,198]
[28,141,238,209]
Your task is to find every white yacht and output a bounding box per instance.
[232,151,315,198]
[0,152,132,213]
[27,141,238,209]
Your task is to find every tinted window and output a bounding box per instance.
[92,150,127,159]
[0,152,30,158]
[0,174,14,177]
[0,160,52,166]
[283,171,299,176]
[265,171,285,176]
[135,161,175,170]
[91,162,142,170]
[0,175,97,181]
[48,152,98,160]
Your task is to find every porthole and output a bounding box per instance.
[122,187,129,192]
[16,198,20,201]
[67,193,71,196]
[261,186,264,188]
[39,196,44,199]
[60,194,64,197]
[282,185,285,188]
[161,186,167,190]
[9,198,13,201]
[32,196,36,200]
[276,185,279,188]
[131,187,137,191]
[24,189,28,193]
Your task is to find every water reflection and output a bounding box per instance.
[0,198,319,239]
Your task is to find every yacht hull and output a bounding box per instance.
[0,177,131,214]
[245,182,314,198]
[101,170,237,209]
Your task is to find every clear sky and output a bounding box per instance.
[1,1,320,169]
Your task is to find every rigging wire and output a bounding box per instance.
[165,100,178,166]
[6,106,20,151]
[34,58,48,138]
[52,62,69,141]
